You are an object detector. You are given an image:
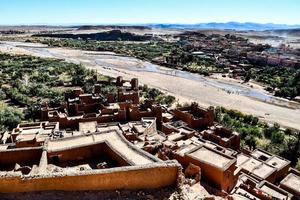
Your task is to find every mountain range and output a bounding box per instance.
[146,22,300,31]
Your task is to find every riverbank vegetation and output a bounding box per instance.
[28,38,225,76]
[250,67,300,99]
[140,85,175,107]
[27,37,300,100]
[215,106,300,166]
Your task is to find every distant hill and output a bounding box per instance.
[266,28,300,36]
[76,25,150,31]
[33,30,158,41]
[147,22,300,31]
[3,22,300,32]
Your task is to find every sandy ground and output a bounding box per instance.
[0,41,300,130]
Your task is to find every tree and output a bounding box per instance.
[147,88,161,100]
[264,123,280,139]
[71,64,86,86]
[24,104,41,122]
[271,131,285,144]
[0,107,23,130]
[163,95,176,107]
[244,135,257,150]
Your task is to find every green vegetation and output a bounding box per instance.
[0,53,102,126]
[141,85,176,107]
[0,103,23,131]
[0,53,96,105]
[0,53,176,130]
[32,38,300,99]
[30,38,225,76]
[251,67,300,99]
[39,38,176,60]
[215,106,300,166]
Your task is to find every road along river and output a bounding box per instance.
[1,41,300,129]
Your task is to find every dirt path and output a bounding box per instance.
[1,41,300,130]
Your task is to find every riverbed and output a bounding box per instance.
[1,41,300,129]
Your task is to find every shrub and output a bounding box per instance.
[0,89,6,100]
[271,131,285,143]
[0,106,23,130]
[244,135,257,150]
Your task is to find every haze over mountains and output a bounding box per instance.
[1,22,300,32]
[72,22,300,31]
[147,22,300,31]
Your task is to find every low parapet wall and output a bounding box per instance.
[0,147,43,170]
[0,161,181,193]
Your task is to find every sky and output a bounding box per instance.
[0,0,299,25]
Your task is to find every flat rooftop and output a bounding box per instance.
[280,172,300,195]
[259,182,291,200]
[79,121,97,133]
[238,157,276,180]
[232,187,261,200]
[251,149,272,161]
[168,132,184,142]
[265,156,290,170]
[187,145,235,169]
[236,154,250,166]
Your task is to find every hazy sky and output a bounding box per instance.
[0,0,299,25]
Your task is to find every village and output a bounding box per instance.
[165,32,300,78]
[0,76,299,200]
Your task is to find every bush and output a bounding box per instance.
[264,123,280,139]
[252,117,259,126]
[24,106,38,121]
[244,135,257,150]
[271,131,285,143]
[0,106,23,130]
[162,95,176,107]
[0,89,6,100]
[71,64,87,86]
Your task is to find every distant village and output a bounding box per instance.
[157,32,300,78]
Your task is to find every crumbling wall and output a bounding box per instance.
[49,110,126,129]
[172,106,214,129]
[0,162,180,193]
[118,89,139,104]
[161,124,179,135]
